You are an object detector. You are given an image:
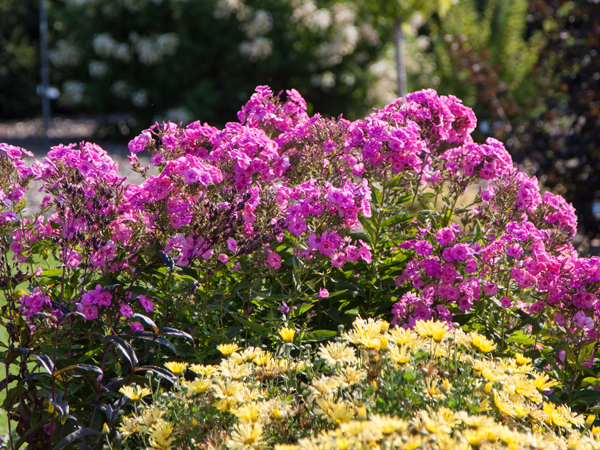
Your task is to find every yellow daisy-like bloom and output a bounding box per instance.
[231,347,260,364]
[369,415,407,435]
[343,317,384,347]
[463,428,488,447]
[279,327,296,342]
[118,416,139,438]
[388,344,412,366]
[218,343,241,356]
[119,384,151,402]
[515,353,532,365]
[534,373,560,392]
[219,359,251,380]
[308,375,342,399]
[148,421,173,450]
[493,390,517,417]
[414,319,448,343]
[253,350,272,366]
[511,374,542,403]
[387,327,418,346]
[318,342,357,367]
[315,397,355,424]
[189,364,219,377]
[137,408,164,433]
[471,332,497,353]
[212,380,247,402]
[185,378,211,394]
[227,422,266,450]
[274,445,298,450]
[164,361,188,375]
[214,398,239,412]
[334,366,367,387]
[233,402,263,424]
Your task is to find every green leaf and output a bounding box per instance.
[53,364,103,377]
[578,341,596,365]
[301,330,338,342]
[54,428,99,450]
[231,315,270,337]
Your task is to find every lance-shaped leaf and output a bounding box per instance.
[160,327,195,346]
[54,428,99,450]
[129,313,159,333]
[134,365,175,384]
[125,331,177,354]
[53,364,103,378]
[90,333,139,368]
[31,354,54,374]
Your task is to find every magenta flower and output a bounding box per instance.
[318,288,329,298]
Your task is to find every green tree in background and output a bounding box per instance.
[0,0,40,118]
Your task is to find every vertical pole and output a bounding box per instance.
[39,0,50,149]
[394,17,407,99]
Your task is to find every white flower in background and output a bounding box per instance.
[311,71,335,91]
[360,23,380,46]
[88,60,108,78]
[93,33,118,58]
[239,37,272,61]
[130,32,179,66]
[49,40,81,68]
[113,43,132,63]
[367,54,397,107]
[110,80,133,99]
[131,89,148,107]
[93,34,132,62]
[214,0,246,19]
[58,81,86,107]
[155,33,179,56]
[241,10,272,38]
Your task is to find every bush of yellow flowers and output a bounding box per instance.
[113,317,599,450]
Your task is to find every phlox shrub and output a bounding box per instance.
[1,86,599,448]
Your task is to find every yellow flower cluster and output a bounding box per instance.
[118,317,599,450]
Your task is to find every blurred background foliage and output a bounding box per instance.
[1,0,600,242]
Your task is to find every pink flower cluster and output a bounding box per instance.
[2,85,596,343]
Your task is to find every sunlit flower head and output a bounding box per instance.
[189,364,219,377]
[414,319,448,343]
[471,332,497,353]
[227,422,266,450]
[318,342,357,366]
[218,343,241,356]
[119,384,151,402]
[185,378,211,394]
[279,327,296,342]
[164,361,188,375]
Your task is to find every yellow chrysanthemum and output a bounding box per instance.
[185,378,211,394]
[534,373,560,392]
[471,332,497,353]
[279,327,296,342]
[493,391,517,417]
[387,327,418,346]
[148,421,173,450]
[189,364,219,376]
[414,320,448,343]
[253,350,272,366]
[315,397,355,424]
[227,422,266,450]
[318,342,357,366]
[164,361,188,375]
[218,343,241,356]
[515,353,532,365]
[119,384,151,402]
